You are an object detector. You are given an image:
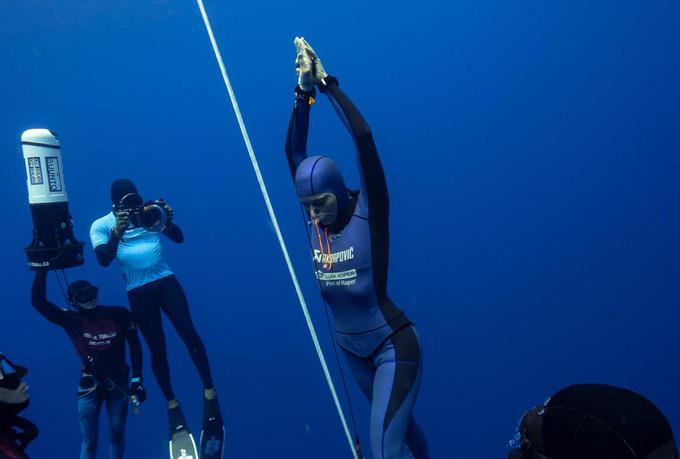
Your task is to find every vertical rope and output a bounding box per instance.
[53,270,69,305]
[193,1,357,457]
[299,207,363,454]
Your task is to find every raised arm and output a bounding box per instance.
[318,76,389,218]
[285,86,315,179]
[295,37,389,219]
[31,271,68,326]
[285,39,320,179]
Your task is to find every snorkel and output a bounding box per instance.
[295,156,354,270]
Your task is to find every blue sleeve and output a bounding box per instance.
[318,76,391,295]
[90,214,120,267]
[285,86,316,180]
[90,214,113,249]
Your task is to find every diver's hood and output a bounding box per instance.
[295,156,350,214]
[111,179,138,205]
[510,384,678,459]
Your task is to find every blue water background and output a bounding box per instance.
[1,1,679,457]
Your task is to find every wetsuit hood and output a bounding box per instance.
[295,156,350,216]
[509,384,679,459]
[111,179,138,205]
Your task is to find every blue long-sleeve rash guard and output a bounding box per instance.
[285,77,412,358]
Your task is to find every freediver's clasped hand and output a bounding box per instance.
[295,36,327,91]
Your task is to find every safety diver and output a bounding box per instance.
[30,270,145,459]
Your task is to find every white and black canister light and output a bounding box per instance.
[22,128,84,270]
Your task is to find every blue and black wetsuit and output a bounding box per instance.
[285,77,430,459]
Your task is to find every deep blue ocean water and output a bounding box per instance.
[1,1,679,458]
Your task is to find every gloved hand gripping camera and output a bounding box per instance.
[114,193,170,232]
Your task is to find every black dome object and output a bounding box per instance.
[541,384,677,459]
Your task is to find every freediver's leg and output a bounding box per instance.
[343,348,376,457]
[106,385,129,459]
[343,347,376,401]
[405,421,430,459]
[402,328,430,459]
[128,282,176,401]
[158,275,214,391]
[370,326,429,459]
[78,391,103,459]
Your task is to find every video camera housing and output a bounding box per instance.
[21,129,84,271]
[115,193,169,232]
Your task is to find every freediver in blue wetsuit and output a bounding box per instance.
[285,37,431,459]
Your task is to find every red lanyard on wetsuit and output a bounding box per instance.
[314,219,333,271]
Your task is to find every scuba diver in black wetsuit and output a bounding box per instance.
[30,271,146,459]
[285,37,430,459]
[89,179,223,455]
[509,384,678,459]
[0,354,37,459]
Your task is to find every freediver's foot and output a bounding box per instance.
[169,402,200,459]
[201,392,225,458]
[168,403,187,435]
[203,392,223,425]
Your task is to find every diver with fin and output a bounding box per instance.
[90,179,223,459]
[29,271,146,459]
[0,354,38,459]
[284,38,430,459]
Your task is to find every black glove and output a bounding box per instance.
[130,378,147,405]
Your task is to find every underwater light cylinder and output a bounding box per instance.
[22,128,84,270]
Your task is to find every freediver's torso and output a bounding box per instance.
[310,195,410,357]
[286,78,415,358]
[90,212,173,291]
[62,306,131,381]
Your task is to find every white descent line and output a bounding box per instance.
[194,1,357,458]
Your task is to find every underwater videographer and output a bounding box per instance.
[30,270,145,459]
[90,179,223,453]
[0,354,38,459]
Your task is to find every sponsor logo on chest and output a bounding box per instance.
[83,330,118,347]
[313,247,355,265]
